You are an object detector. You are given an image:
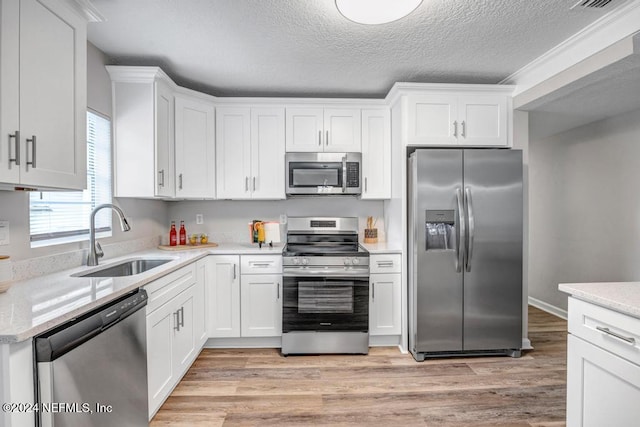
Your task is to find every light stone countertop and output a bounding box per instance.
[0,243,284,344]
[559,282,640,319]
[360,242,402,254]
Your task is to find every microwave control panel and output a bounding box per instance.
[346,163,360,187]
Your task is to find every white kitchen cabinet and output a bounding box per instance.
[145,263,202,418]
[406,93,509,147]
[207,255,241,337]
[369,254,402,336]
[174,94,215,199]
[0,0,87,190]
[361,109,391,199]
[216,107,285,199]
[286,107,361,152]
[566,296,640,427]
[240,274,282,337]
[107,66,175,198]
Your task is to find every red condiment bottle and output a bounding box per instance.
[179,221,186,246]
[169,221,177,246]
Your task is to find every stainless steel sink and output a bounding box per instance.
[72,258,173,278]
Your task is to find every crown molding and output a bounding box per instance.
[385,82,515,106]
[105,66,176,86]
[501,0,640,96]
[61,0,105,22]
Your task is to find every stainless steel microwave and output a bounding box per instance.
[285,152,361,196]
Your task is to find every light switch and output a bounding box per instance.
[0,220,9,245]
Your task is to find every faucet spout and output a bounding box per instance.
[87,203,131,266]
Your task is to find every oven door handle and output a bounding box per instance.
[284,269,369,278]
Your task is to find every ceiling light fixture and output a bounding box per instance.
[335,0,423,25]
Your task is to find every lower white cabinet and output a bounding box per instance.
[207,254,282,339]
[369,254,402,336]
[145,263,205,419]
[566,296,640,427]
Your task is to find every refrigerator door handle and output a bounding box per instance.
[465,187,475,272]
[455,187,465,273]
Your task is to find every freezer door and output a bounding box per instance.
[410,149,464,353]
[462,149,523,351]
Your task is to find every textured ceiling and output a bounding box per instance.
[87,0,624,98]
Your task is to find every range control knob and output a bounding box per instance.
[301,258,309,266]
[344,258,352,266]
[293,258,300,265]
[352,258,360,265]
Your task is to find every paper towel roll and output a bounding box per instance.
[263,222,281,243]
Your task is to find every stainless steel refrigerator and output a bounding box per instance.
[408,149,522,361]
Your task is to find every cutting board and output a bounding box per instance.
[158,243,218,251]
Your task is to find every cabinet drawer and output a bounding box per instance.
[144,264,197,314]
[241,255,282,275]
[370,254,402,274]
[568,297,640,366]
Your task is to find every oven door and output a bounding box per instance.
[283,272,369,333]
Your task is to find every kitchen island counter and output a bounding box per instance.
[559,281,640,319]
[0,243,283,343]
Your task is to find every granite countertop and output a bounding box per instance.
[559,282,640,319]
[0,243,284,344]
[360,242,402,254]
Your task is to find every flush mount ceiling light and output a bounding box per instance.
[335,0,423,25]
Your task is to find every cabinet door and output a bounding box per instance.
[567,334,640,427]
[172,286,196,378]
[458,95,508,147]
[240,274,282,337]
[155,79,174,198]
[146,299,176,418]
[207,255,241,337]
[194,259,208,349]
[216,107,251,199]
[369,273,402,336]
[0,0,20,184]
[250,107,285,199]
[324,108,361,152]
[175,95,215,198]
[361,109,391,199]
[406,95,458,145]
[18,0,87,190]
[285,107,323,152]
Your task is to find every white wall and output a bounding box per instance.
[167,198,384,244]
[529,108,640,312]
[0,43,168,262]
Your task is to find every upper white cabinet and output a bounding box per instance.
[107,66,175,199]
[286,107,361,152]
[402,86,512,147]
[361,109,391,199]
[216,107,285,200]
[175,94,216,199]
[0,0,87,190]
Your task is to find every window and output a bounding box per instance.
[29,110,112,246]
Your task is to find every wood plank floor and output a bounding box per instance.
[151,306,567,426]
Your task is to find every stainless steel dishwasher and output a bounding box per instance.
[35,289,148,427]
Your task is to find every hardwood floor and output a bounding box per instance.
[151,306,567,426]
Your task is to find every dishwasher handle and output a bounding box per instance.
[35,289,148,363]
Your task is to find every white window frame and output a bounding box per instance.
[29,109,113,247]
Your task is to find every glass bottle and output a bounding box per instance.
[169,221,177,246]
[179,220,187,246]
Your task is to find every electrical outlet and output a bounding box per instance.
[196,214,204,225]
[279,214,287,224]
[0,220,9,245]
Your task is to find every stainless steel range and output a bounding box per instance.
[282,217,369,355]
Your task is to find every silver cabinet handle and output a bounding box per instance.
[326,130,329,146]
[253,176,256,191]
[453,121,458,138]
[8,131,20,166]
[26,135,36,169]
[461,121,466,138]
[455,187,465,273]
[464,187,475,273]
[371,282,375,300]
[377,261,394,267]
[596,326,636,344]
[342,155,347,193]
[174,311,180,331]
[179,306,185,328]
[318,130,321,146]
[158,169,165,187]
[364,177,367,193]
[277,282,280,300]
[251,262,273,267]
[233,264,237,280]
[245,177,249,192]
[178,173,183,190]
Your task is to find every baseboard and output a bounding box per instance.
[204,336,282,348]
[528,296,568,320]
[521,338,533,351]
[369,335,401,347]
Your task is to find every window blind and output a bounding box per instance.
[29,111,113,243]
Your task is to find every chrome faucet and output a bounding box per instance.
[87,204,131,266]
